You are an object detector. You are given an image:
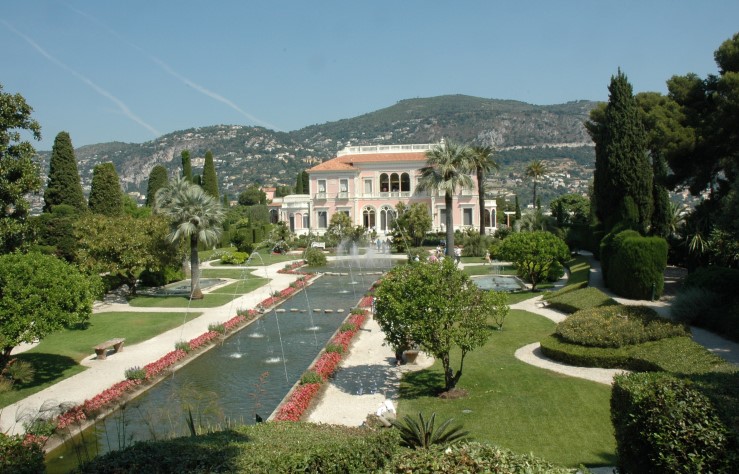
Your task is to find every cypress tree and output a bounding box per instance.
[301,170,309,194]
[181,150,193,182]
[295,171,304,194]
[145,165,169,207]
[590,70,652,233]
[202,150,219,199]
[88,162,123,216]
[44,131,86,213]
[650,155,671,237]
[514,195,521,219]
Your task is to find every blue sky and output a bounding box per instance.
[3,1,738,150]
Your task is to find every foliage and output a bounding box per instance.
[524,159,547,209]
[611,372,735,473]
[0,433,45,474]
[540,333,732,375]
[0,252,99,371]
[208,323,226,335]
[605,231,668,299]
[201,150,220,199]
[44,131,86,213]
[418,140,474,255]
[304,247,327,266]
[0,83,42,254]
[31,204,80,262]
[325,211,365,247]
[555,305,688,348]
[587,70,653,233]
[220,251,249,265]
[174,340,192,353]
[155,177,226,299]
[124,366,147,381]
[497,231,569,290]
[145,164,168,207]
[386,441,571,474]
[75,213,178,295]
[671,283,739,342]
[391,412,468,449]
[299,371,323,385]
[549,193,590,226]
[391,202,432,248]
[324,343,344,354]
[180,150,192,182]
[460,228,491,257]
[88,162,123,216]
[544,287,617,313]
[238,184,266,206]
[138,266,184,288]
[469,145,499,234]
[374,259,497,390]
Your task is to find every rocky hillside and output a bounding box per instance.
[33,94,599,204]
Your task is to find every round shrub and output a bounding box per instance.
[220,251,249,265]
[304,247,327,267]
[555,305,688,348]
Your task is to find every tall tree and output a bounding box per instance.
[0,84,42,253]
[238,184,267,206]
[202,150,219,199]
[155,177,225,299]
[44,131,86,213]
[587,69,653,233]
[295,171,304,194]
[524,160,547,210]
[469,145,499,235]
[88,162,123,216]
[301,170,309,194]
[181,150,193,182]
[146,165,169,207]
[418,140,473,255]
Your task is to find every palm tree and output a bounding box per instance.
[155,177,225,299]
[525,160,547,209]
[418,140,473,256]
[469,145,499,235]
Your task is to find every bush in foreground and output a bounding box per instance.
[304,247,327,266]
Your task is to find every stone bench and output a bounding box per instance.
[93,338,125,360]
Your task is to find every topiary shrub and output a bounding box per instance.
[220,251,249,265]
[607,232,668,300]
[304,247,327,267]
[555,305,689,348]
[599,229,640,288]
[611,372,735,473]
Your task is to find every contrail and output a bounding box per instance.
[63,2,280,131]
[2,20,161,137]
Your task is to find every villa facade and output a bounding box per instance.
[269,143,498,237]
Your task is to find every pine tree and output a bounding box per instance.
[202,150,219,199]
[44,131,86,213]
[88,162,123,216]
[588,69,653,232]
[181,150,192,182]
[145,165,169,207]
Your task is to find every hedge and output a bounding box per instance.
[611,372,736,473]
[607,233,668,300]
[674,267,739,342]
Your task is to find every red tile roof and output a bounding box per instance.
[308,152,428,173]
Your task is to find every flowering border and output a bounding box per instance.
[277,260,307,274]
[273,310,368,421]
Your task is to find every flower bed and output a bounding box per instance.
[277,260,307,274]
[273,309,368,421]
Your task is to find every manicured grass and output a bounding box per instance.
[1,311,199,408]
[565,255,591,286]
[398,310,616,468]
[209,252,299,267]
[201,268,258,279]
[128,277,268,308]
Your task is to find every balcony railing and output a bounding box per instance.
[336,192,349,199]
[314,192,327,199]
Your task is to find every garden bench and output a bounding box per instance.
[93,338,125,360]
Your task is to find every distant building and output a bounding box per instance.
[268,143,497,236]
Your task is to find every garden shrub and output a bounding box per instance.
[611,372,736,473]
[304,247,327,267]
[300,371,323,385]
[385,441,571,473]
[0,433,45,474]
[174,340,192,353]
[207,323,226,334]
[607,234,668,300]
[545,287,617,313]
[406,247,427,262]
[555,305,688,348]
[220,251,249,265]
[683,266,739,297]
[124,366,146,381]
[324,343,345,354]
[139,266,184,287]
[676,267,739,342]
[599,229,640,286]
[461,232,491,257]
[546,259,564,282]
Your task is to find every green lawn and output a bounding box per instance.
[1,311,199,408]
[201,268,259,279]
[207,252,300,267]
[398,310,616,468]
[128,277,268,308]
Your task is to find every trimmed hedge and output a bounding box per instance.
[540,334,733,375]
[605,231,668,300]
[555,305,688,348]
[599,229,640,287]
[544,287,617,314]
[611,372,736,473]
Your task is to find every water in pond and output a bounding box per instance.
[46,273,378,472]
[471,274,526,292]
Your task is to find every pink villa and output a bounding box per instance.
[268,143,498,237]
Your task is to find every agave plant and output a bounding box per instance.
[390,412,469,449]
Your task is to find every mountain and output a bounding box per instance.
[32,95,599,206]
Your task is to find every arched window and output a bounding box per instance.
[363,206,376,229]
[400,173,411,192]
[269,209,279,224]
[379,174,389,193]
[483,209,492,228]
[379,205,395,232]
[390,173,400,192]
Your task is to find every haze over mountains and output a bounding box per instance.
[33,95,599,207]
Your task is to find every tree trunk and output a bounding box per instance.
[532,180,538,209]
[190,235,203,300]
[445,192,454,257]
[478,169,486,235]
[442,352,456,391]
[0,347,13,372]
